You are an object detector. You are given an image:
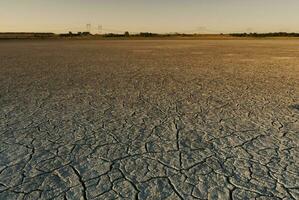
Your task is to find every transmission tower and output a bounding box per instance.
[86,24,91,33]
[98,25,102,34]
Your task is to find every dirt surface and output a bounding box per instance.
[0,40,298,200]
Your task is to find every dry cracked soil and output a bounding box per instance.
[0,40,298,200]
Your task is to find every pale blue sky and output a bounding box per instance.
[1,0,299,33]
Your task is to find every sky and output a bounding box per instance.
[1,0,299,33]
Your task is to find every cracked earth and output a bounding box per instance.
[0,40,298,200]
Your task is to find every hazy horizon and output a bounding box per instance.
[1,0,299,34]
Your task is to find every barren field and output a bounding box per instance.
[0,40,298,200]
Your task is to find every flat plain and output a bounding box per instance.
[0,39,298,200]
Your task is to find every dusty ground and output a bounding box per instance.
[0,40,298,200]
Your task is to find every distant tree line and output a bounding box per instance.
[101,32,212,37]
[3,31,299,39]
[230,32,299,37]
[58,31,299,38]
[59,32,91,37]
[0,32,55,39]
[103,32,160,37]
